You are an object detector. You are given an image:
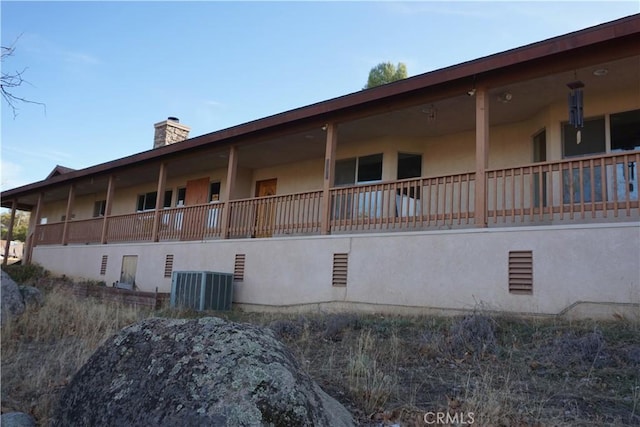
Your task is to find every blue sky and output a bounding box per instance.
[1,1,638,191]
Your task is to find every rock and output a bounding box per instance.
[1,270,25,323]
[0,412,36,427]
[19,285,44,308]
[51,317,355,427]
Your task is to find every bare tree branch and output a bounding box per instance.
[1,35,46,118]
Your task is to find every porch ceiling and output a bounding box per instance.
[230,55,639,165]
[339,55,639,142]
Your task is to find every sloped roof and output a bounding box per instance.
[45,165,76,180]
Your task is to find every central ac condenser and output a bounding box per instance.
[170,271,234,311]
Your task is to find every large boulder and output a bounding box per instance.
[1,270,25,323]
[51,317,355,427]
[0,412,36,427]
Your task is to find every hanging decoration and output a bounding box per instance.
[567,80,585,129]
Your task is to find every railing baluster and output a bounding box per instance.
[577,160,584,219]
[589,159,596,218]
[600,157,607,218]
[624,154,631,216]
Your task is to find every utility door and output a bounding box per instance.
[119,255,138,290]
[254,178,277,238]
[182,177,209,240]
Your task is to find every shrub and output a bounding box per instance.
[448,314,497,359]
[2,263,48,285]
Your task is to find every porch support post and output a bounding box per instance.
[321,123,337,235]
[101,174,115,244]
[3,199,18,267]
[152,163,168,242]
[474,87,489,228]
[220,145,238,239]
[61,184,76,245]
[24,193,43,265]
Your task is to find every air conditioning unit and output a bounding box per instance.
[170,271,234,311]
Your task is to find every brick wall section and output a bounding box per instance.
[68,282,170,309]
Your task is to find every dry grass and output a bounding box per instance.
[2,270,639,426]
[1,286,146,424]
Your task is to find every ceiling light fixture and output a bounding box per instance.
[497,91,513,103]
[421,104,437,121]
[592,68,608,77]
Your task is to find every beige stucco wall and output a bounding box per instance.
[252,158,324,196]
[32,222,639,318]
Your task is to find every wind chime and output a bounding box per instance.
[567,78,585,143]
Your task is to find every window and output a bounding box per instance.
[333,154,383,220]
[137,190,172,211]
[611,109,640,151]
[610,109,639,201]
[335,158,357,186]
[562,118,605,204]
[334,153,383,186]
[93,200,106,218]
[397,153,422,180]
[210,182,221,202]
[176,188,186,206]
[396,153,422,216]
[358,154,383,183]
[562,117,605,158]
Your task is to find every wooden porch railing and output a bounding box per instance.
[34,222,65,245]
[329,172,476,232]
[66,218,103,244]
[157,203,224,241]
[227,190,323,238]
[105,212,155,243]
[487,151,640,224]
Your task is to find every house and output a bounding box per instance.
[2,15,639,318]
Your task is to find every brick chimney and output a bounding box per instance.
[153,117,190,148]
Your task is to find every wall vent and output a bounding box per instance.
[170,271,234,311]
[509,250,533,294]
[332,253,349,287]
[164,254,174,278]
[234,254,246,282]
[100,255,108,276]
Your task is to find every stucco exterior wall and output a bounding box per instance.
[32,222,639,318]
[252,158,324,196]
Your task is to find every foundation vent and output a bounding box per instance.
[234,254,246,282]
[164,254,174,278]
[100,255,108,276]
[332,253,349,287]
[508,250,533,294]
